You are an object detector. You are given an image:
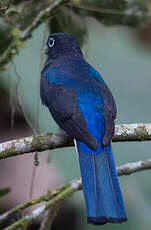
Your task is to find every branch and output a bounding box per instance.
[20,0,70,40]
[2,157,151,229]
[0,0,12,13]
[0,183,69,225]
[0,123,151,160]
[39,205,60,230]
[4,180,82,230]
[117,159,151,176]
[0,131,73,160]
[72,0,151,26]
[114,123,151,142]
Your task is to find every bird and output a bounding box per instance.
[40,32,127,225]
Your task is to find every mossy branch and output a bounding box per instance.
[20,0,70,40]
[1,157,151,229]
[0,183,69,225]
[39,205,60,230]
[0,123,151,160]
[4,180,81,230]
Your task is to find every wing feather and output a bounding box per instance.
[40,77,98,150]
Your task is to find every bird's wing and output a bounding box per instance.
[40,77,98,150]
[86,64,117,146]
[98,81,117,146]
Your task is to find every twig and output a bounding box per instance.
[0,41,15,66]
[1,123,151,160]
[0,183,69,225]
[4,180,81,230]
[71,4,127,16]
[20,0,70,40]
[39,205,60,230]
[117,159,151,176]
[0,7,8,13]
[0,0,13,13]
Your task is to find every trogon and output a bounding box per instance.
[40,33,127,225]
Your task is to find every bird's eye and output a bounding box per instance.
[48,38,55,48]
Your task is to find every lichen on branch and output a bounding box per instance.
[0,123,151,160]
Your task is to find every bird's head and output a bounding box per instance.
[43,33,83,59]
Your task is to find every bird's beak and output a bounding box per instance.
[42,45,48,55]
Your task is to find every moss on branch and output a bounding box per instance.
[0,123,151,160]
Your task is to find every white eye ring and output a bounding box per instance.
[48,38,55,48]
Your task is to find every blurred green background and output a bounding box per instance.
[1,17,151,230]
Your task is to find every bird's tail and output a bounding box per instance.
[77,143,127,225]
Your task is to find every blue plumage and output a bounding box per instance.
[78,146,126,224]
[40,33,127,225]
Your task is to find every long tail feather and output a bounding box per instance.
[76,142,127,225]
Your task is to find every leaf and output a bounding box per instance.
[0,187,11,198]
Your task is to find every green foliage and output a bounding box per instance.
[0,187,11,198]
[50,6,86,46]
[0,0,151,70]
[0,0,11,9]
[0,18,12,54]
[76,0,151,26]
